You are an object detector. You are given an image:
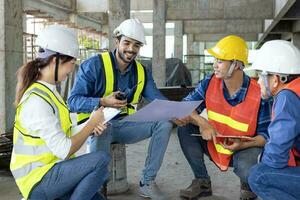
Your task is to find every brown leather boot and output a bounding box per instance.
[240,182,257,200]
[179,178,212,199]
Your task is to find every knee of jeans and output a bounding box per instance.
[233,163,251,183]
[160,121,173,130]
[155,121,173,135]
[233,156,260,181]
[94,151,111,168]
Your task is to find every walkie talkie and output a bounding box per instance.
[115,81,142,100]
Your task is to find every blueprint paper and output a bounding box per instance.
[122,99,202,122]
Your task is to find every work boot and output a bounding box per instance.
[179,178,212,199]
[240,182,257,200]
[139,180,166,200]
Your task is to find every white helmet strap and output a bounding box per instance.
[261,74,272,98]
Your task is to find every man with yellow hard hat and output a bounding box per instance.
[173,35,273,200]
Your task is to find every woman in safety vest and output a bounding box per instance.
[248,40,300,200]
[10,25,110,200]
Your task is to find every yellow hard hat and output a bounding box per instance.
[206,35,248,65]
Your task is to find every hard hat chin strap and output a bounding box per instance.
[54,53,60,83]
[224,60,237,79]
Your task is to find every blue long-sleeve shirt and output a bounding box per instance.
[184,73,272,139]
[68,51,166,113]
[262,89,300,168]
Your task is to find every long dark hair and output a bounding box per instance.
[14,54,74,106]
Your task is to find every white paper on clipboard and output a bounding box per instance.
[71,107,121,135]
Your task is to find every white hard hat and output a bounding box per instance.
[113,18,146,45]
[247,40,300,75]
[36,25,79,58]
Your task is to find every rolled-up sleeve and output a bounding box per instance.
[68,55,102,113]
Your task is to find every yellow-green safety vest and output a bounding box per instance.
[10,82,73,199]
[77,51,145,124]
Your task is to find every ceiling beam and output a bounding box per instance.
[166,0,273,20]
[24,0,105,32]
[184,20,263,34]
[194,33,258,42]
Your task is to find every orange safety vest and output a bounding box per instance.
[205,75,261,171]
[282,78,300,167]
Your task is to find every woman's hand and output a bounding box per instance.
[88,107,105,127]
[93,123,107,136]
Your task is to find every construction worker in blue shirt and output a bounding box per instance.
[10,25,110,200]
[248,40,300,200]
[68,18,173,200]
[173,35,272,200]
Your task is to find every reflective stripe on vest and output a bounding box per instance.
[207,110,249,132]
[77,52,145,124]
[10,82,72,199]
[205,76,261,171]
[282,78,300,167]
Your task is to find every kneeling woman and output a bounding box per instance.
[10,25,110,200]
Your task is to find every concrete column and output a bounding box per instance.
[186,34,201,85]
[108,0,130,51]
[153,0,166,87]
[199,42,206,81]
[107,0,130,195]
[292,33,300,50]
[0,0,23,133]
[174,21,183,60]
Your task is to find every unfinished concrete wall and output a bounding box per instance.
[174,21,183,60]
[152,0,166,87]
[0,0,23,133]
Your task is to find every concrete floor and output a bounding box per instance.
[0,130,241,200]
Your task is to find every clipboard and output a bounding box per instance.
[191,134,253,141]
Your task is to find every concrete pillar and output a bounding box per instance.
[186,34,201,85]
[108,0,130,51]
[174,21,183,60]
[106,0,130,195]
[152,0,166,87]
[0,0,23,133]
[199,42,206,81]
[292,33,300,50]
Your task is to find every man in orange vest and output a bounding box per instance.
[173,35,273,200]
[248,40,300,200]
